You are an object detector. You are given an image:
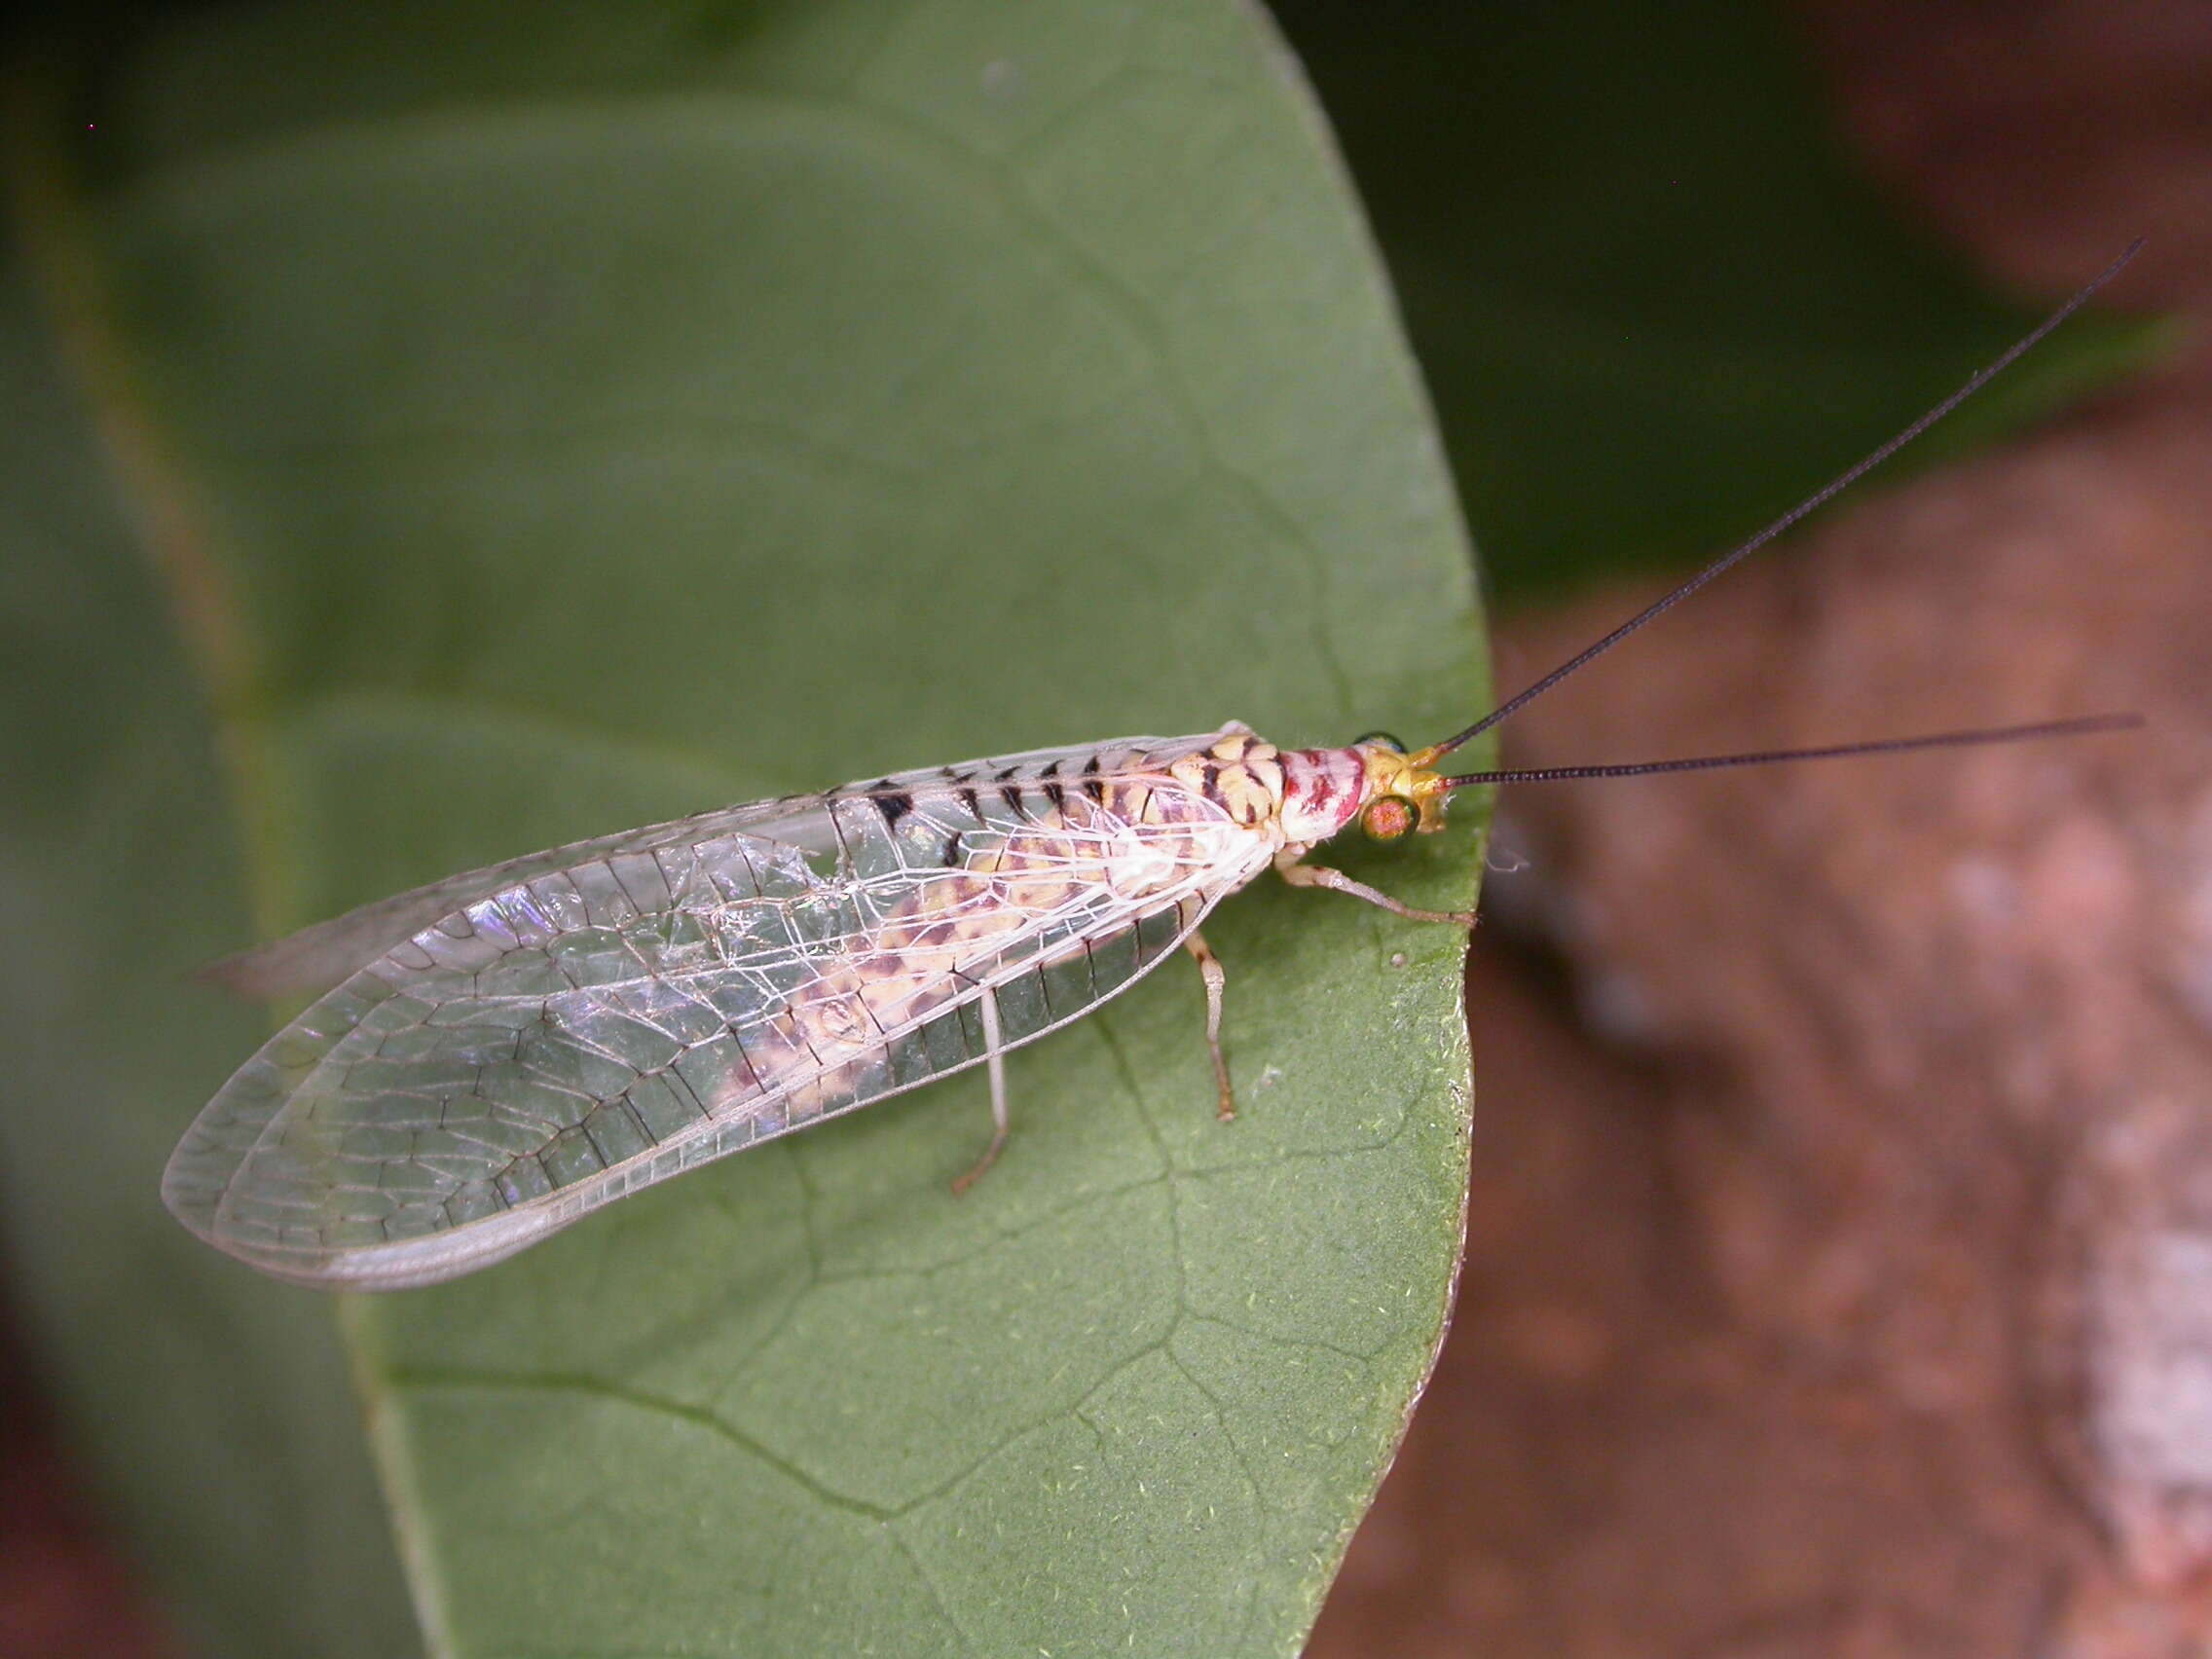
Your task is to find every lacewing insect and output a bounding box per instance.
[165,247,2144,1291]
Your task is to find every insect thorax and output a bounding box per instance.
[1276,745,1370,848]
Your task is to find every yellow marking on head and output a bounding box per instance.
[1361,742,1455,833]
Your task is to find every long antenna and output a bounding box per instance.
[1439,713,2141,790]
[1423,240,2144,761]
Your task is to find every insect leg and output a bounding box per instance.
[950,988,1011,1195]
[1184,930,1235,1122]
[1272,849,1475,927]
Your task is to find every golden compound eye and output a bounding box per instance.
[1361,795,1417,842]
[1353,730,1406,754]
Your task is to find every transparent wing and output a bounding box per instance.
[201,732,1201,1003]
[166,729,1263,1289]
[201,799,817,1004]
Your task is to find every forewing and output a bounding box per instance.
[166,731,1259,1289]
[198,732,1205,1003]
[198,797,843,1004]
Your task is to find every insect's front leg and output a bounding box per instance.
[1272,849,1476,927]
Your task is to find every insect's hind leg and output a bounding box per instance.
[951,988,1011,1196]
[1185,930,1235,1122]
[1273,849,1475,926]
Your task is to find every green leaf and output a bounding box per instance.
[1,3,1481,1655]
[1273,0,2166,600]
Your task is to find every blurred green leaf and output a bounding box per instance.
[0,232,424,1659]
[1,3,1481,1655]
[1274,0,2164,600]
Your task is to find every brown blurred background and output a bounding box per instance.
[7,1,2211,1655]
[1315,2,2212,1655]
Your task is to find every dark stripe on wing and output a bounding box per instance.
[869,781,916,830]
